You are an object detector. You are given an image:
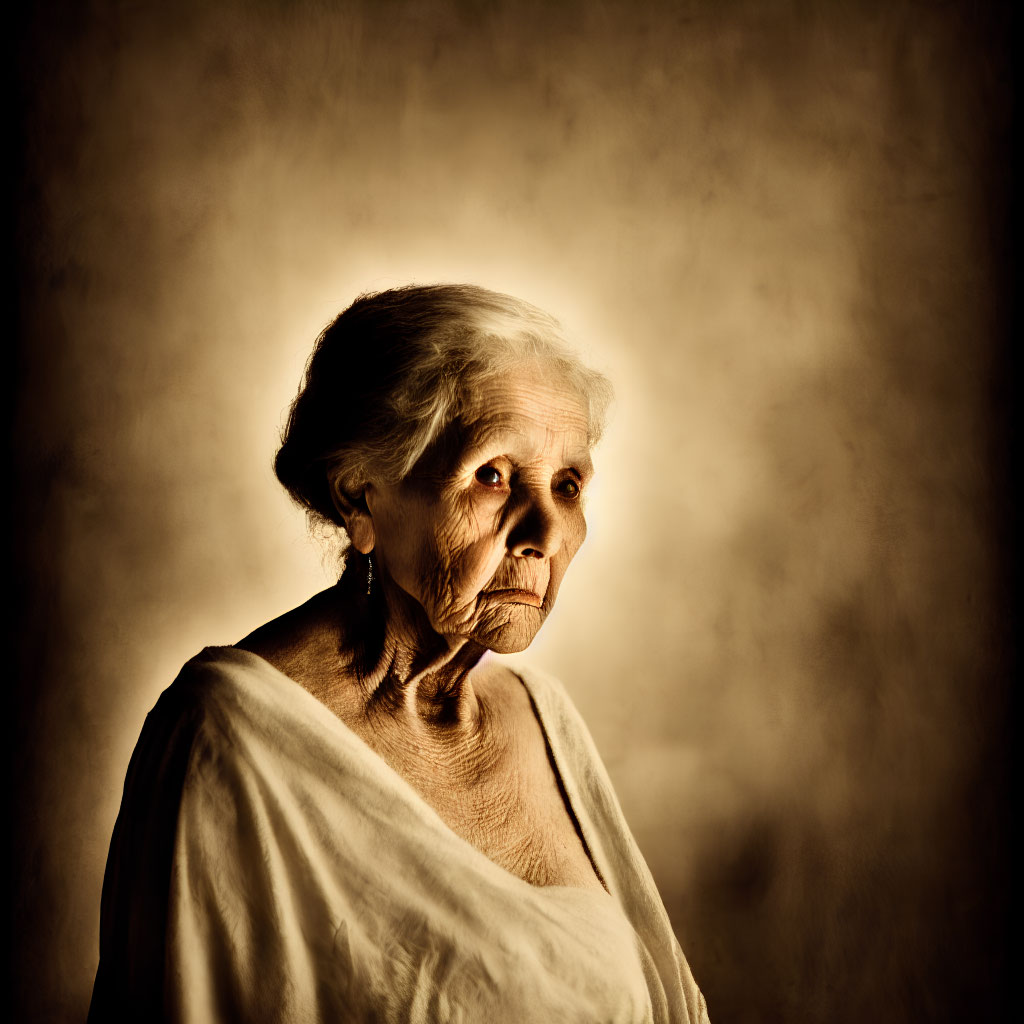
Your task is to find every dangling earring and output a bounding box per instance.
[366,553,374,597]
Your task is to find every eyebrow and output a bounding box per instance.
[459,419,593,474]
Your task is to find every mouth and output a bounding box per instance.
[483,588,544,608]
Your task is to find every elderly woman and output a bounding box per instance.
[89,285,709,1023]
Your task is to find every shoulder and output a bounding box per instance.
[232,586,348,685]
[115,649,261,797]
[153,647,268,734]
[130,646,315,788]
[118,644,358,836]
[168,646,351,761]
[93,647,330,1018]
[158,646,384,806]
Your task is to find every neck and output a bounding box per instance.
[337,562,487,731]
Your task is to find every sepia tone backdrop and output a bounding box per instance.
[13,1,1013,1021]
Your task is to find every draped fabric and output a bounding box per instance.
[89,647,709,1023]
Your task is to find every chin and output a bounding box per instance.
[484,634,537,655]
[471,616,544,655]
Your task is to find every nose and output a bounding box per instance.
[508,491,563,559]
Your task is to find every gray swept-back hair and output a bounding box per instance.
[275,283,612,538]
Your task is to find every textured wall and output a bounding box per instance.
[13,1,1012,1021]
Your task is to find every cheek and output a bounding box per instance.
[374,503,426,593]
[454,539,506,588]
[570,508,588,550]
[423,502,502,600]
[548,510,587,585]
[562,508,588,562]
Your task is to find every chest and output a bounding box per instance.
[341,701,606,892]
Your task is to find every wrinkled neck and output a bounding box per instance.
[337,558,487,730]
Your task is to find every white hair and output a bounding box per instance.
[275,283,613,540]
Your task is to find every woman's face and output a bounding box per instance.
[365,366,594,654]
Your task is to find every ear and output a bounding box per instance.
[329,475,376,554]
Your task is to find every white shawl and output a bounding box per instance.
[89,647,709,1023]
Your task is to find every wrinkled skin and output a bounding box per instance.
[356,368,593,661]
[237,365,606,887]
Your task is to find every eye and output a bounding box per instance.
[475,465,504,488]
[556,477,582,500]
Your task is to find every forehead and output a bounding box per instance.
[461,368,592,464]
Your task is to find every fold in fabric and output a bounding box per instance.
[89,646,709,1023]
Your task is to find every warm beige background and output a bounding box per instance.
[13,1,1012,1021]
